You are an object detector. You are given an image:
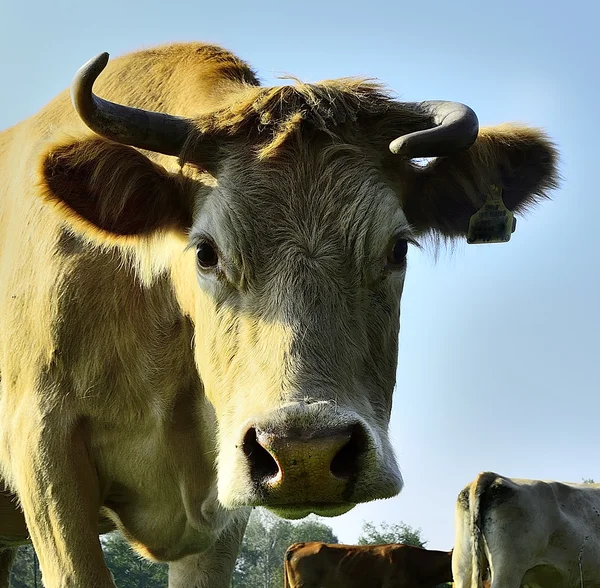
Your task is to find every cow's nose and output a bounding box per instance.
[242,423,367,498]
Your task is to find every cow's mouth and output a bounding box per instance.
[265,502,356,520]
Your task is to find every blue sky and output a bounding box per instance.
[1,0,598,550]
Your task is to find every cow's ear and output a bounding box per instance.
[398,124,559,238]
[40,136,192,242]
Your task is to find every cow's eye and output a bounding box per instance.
[387,238,408,268]
[196,239,219,269]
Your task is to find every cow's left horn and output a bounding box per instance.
[389,100,479,159]
[71,52,195,157]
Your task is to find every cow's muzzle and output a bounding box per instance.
[224,402,403,518]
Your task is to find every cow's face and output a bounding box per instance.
[190,145,407,516]
[41,79,557,518]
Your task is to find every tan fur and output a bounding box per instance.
[180,76,425,160]
[0,42,558,587]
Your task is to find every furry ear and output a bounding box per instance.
[397,124,559,238]
[40,137,192,241]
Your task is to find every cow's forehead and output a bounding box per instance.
[192,144,410,263]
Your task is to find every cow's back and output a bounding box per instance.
[285,543,406,588]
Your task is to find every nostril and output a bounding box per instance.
[330,424,368,480]
[242,427,279,483]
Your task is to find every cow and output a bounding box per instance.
[0,42,558,587]
[283,541,453,587]
[452,472,600,587]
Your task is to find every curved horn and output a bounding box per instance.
[389,100,479,159]
[71,52,194,157]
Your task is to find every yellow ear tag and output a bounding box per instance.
[467,185,516,244]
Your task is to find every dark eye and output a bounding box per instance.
[387,238,408,268]
[196,239,219,269]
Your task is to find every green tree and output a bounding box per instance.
[9,546,40,588]
[101,533,168,588]
[358,520,426,548]
[10,536,168,588]
[287,518,339,545]
[583,478,596,484]
[232,509,293,588]
[232,508,338,588]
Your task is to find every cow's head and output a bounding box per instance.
[40,53,558,519]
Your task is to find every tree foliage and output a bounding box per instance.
[101,533,168,588]
[9,546,40,588]
[10,535,168,588]
[358,520,426,548]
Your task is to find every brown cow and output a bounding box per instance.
[284,541,453,587]
[0,42,557,587]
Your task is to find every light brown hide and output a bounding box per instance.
[284,542,453,588]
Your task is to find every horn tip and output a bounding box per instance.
[90,52,110,70]
[389,137,408,156]
[77,52,110,77]
[71,52,111,117]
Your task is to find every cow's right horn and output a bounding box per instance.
[71,52,195,158]
[389,100,479,159]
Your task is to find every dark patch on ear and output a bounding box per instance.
[42,138,191,239]
[404,164,477,236]
[497,133,559,213]
[457,486,470,510]
[398,125,559,239]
